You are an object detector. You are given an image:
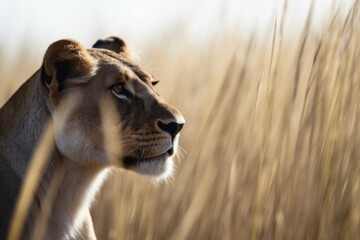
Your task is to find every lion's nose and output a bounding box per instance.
[157,120,184,139]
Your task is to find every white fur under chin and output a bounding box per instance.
[136,157,174,183]
[135,135,179,183]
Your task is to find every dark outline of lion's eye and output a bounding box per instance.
[151,80,159,86]
[112,84,124,94]
[110,83,132,99]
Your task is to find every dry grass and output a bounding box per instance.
[1,2,360,240]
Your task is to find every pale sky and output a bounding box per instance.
[0,0,354,56]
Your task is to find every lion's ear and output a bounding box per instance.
[41,39,98,95]
[92,36,131,58]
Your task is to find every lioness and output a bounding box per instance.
[0,36,184,239]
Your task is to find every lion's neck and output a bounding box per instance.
[0,72,110,239]
[30,141,109,239]
[0,70,50,177]
[45,162,110,239]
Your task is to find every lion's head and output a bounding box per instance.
[41,36,184,180]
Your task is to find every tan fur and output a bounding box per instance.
[0,37,184,240]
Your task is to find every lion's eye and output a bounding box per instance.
[112,84,124,94]
[111,83,131,100]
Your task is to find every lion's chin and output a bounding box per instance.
[122,153,175,182]
[138,157,174,182]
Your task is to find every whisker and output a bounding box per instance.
[178,145,187,154]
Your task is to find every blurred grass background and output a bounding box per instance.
[1,0,360,239]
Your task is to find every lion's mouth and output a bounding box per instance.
[122,147,174,167]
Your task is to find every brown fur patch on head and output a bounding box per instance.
[42,39,98,94]
[92,36,132,58]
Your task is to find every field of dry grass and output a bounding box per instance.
[1,2,360,240]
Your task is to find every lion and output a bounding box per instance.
[0,36,185,240]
